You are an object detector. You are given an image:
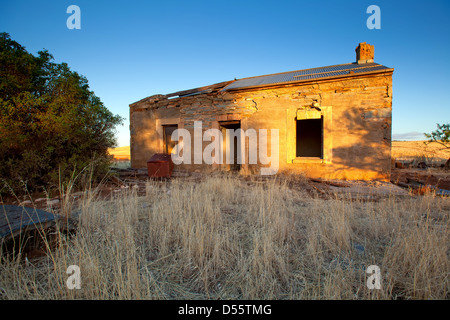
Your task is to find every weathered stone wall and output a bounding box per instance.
[130,71,393,180]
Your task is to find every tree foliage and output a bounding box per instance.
[425,123,450,168]
[424,123,450,148]
[0,33,123,193]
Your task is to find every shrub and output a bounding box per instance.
[0,33,123,193]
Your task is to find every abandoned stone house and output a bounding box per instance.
[129,42,394,180]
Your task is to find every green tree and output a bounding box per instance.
[424,123,450,169]
[0,33,124,193]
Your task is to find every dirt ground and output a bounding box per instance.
[391,167,450,192]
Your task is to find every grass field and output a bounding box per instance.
[392,141,450,164]
[1,174,448,300]
[108,146,130,161]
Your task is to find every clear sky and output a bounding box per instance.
[1,0,449,146]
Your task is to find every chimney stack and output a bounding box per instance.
[355,42,374,64]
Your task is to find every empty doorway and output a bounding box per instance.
[220,121,241,171]
[163,124,178,154]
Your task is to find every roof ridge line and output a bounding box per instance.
[234,62,361,82]
[292,63,380,78]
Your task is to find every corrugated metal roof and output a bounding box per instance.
[222,62,392,91]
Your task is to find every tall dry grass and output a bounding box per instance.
[0,174,448,299]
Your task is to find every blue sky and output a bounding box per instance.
[1,0,449,146]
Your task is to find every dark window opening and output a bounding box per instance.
[163,125,178,154]
[296,117,323,158]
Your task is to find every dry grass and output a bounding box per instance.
[392,141,450,165]
[0,174,449,300]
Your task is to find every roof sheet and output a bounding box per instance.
[222,62,392,91]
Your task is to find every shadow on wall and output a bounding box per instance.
[330,108,391,180]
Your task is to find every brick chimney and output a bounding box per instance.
[355,42,374,64]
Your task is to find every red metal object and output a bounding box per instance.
[147,153,174,178]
